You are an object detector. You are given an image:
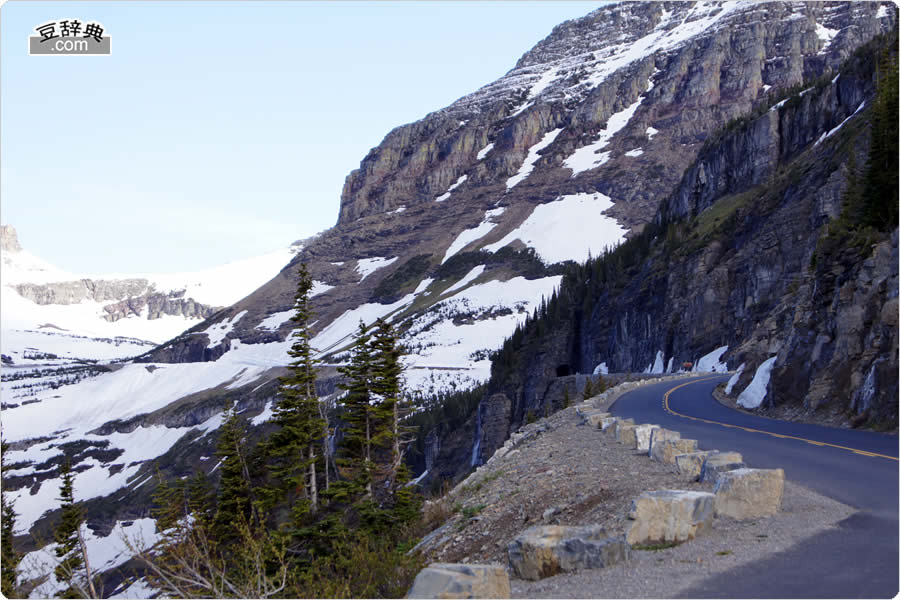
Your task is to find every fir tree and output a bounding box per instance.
[262,263,326,526]
[863,49,899,230]
[367,319,420,529]
[582,377,594,401]
[53,461,97,598]
[2,442,20,599]
[334,321,375,502]
[212,401,253,543]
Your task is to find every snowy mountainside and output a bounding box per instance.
[1,224,298,352]
[3,3,896,596]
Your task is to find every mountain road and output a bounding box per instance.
[610,375,899,599]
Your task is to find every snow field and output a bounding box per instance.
[256,309,295,331]
[483,193,627,264]
[356,256,398,281]
[21,518,159,598]
[442,266,486,296]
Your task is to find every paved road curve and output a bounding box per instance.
[610,375,899,599]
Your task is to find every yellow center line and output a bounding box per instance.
[661,377,898,462]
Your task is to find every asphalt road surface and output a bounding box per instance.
[610,375,899,599]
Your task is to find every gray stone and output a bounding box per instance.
[633,424,660,451]
[650,439,698,464]
[674,451,714,479]
[714,468,785,520]
[599,416,617,431]
[606,418,635,438]
[587,412,611,428]
[647,428,681,457]
[407,563,510,599]
[699,452,745,484]
[507,525,629,581]
[626,490,716,545]
[615,423,637,446]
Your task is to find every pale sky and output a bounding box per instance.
[1,1,604,274]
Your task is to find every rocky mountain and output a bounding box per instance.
[2,3,896,597]
[1,224,299,360]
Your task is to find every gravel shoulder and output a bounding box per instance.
[417,388,856,598]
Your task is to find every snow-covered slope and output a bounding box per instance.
[1,225,298,350]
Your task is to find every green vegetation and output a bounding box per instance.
[632,541,680,552]
[372,254,433,303]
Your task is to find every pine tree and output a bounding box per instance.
[334,321,375,502]
[212,401,253,543]
[367,319,420,529]
[862,49,899,230]
[2,442,20,599]
[262,263,326,527]
[53,461,97,598]
[582,377,594,401]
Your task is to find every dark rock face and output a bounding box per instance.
[474,393,512,466]
[487,37,898,427]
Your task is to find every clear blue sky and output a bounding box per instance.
[1,1,603,274]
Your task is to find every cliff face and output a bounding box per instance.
[337,2,890,229]
[482,29,898,454]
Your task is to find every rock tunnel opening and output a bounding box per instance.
[556,364,572,377]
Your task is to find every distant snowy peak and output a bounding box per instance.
[1,225,299,344]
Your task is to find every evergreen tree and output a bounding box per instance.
[863,49,899,230]
[53,461,96,598]
[212,401,253,543]
[582,377,594,401]
[262,263,326,527]
[367,319,420,529]
[334,321,375,503]
[2,442,20,599]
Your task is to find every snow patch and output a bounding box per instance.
[476,142,495,160]
[646,126,659,140]
[483,192,627,264]
[815,22,839,53]
[506,128,563,189]
[441,208,507,264]
[651,350,665,374]
[356,256,398,281]
[693,345,729,372]
[625,148,644,157]
[256,309,294,331]
[737,357,777,408]
[815,101,866,146]
[593,362,609,376]
[443,266,486,296]
[251,400,275,425]
[725,363,746,395]
[204,310,247,348]
[564,97,642,176]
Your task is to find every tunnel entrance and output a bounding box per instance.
[556,364,572,377]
